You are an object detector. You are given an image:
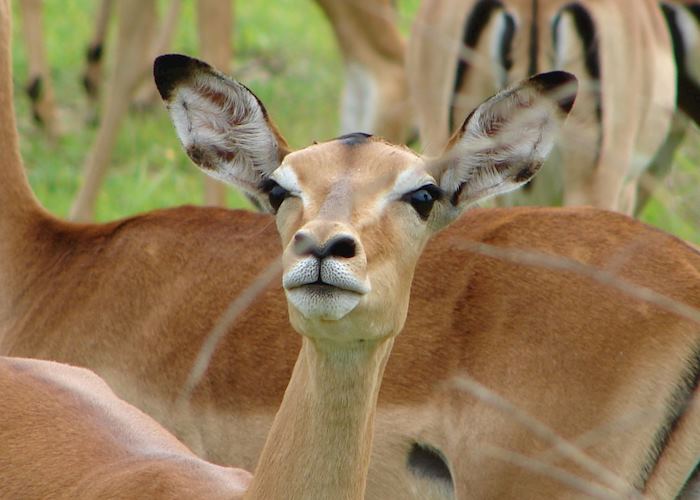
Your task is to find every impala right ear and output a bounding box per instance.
[154,54,291,203]
[428,71,577,219]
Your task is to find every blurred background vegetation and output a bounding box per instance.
[9,0,699,242]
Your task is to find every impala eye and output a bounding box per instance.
[403,185,442,220]
[261,180,291,213]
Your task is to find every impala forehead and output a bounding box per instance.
[272,139,427,216]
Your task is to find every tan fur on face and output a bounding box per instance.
[277,138,430,340]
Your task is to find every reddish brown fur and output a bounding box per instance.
[3,204,699,497]
[0,356,250,499]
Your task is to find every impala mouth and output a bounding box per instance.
[282,258,371,295]
[285,279,368,295]
[283,260,370,320]
[284,285,364,320]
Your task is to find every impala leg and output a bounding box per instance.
[17,0,59,137]
[634,112,688,215]
[82,0,113,108]
[196,0,232,207]
[315,0,411,144]
[132,0,183,109]
[70,0,157,221]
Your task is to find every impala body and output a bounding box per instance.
[0,356,252,499]
[662,0,700,124]
[408,0,678,214]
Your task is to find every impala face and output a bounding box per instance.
[155,54,576,342]
[268,136,443,340]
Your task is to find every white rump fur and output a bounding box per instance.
[438,80,566,207]
[168,71,282,193]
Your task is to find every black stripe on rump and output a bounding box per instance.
[661,3,700,125]
[450,0,507,131]
[637,341,700,491]
[528,0,539,76]
[552,3,601,123]
[500,13,516,85]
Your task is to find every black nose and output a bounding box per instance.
[293,233,357,259]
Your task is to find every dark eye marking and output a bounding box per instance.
[260,179,291,213]
[401,184,443,220]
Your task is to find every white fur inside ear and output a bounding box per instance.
[168,73,280,192]
[440,88,559,204]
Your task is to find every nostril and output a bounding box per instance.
[326,236,357,259]
[293,233,357,259]
[293,232,318,256]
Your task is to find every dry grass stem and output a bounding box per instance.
[483,445,624,500]
[452,376,641,498]
[178,256,283,403]
[452,239,700,325]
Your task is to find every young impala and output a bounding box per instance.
[1,0,699,496]
[5,58,552,496]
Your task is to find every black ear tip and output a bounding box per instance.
[530,71,577,91]
[529,71,578,113]
[153,54,210,100]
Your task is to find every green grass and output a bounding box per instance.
[11,0,349,219]
[9,0,699,243]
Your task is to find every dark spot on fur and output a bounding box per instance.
[86,43,103,63]
[407,443,453,485]
[335,132,373,146]
[26,76,42,102]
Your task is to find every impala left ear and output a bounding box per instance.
[154,54,291,206]
[429,71,577,214]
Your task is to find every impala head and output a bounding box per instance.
[154,54,576,342]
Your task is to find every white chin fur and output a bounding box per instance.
[286,286,363,320]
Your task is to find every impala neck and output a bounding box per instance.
[0,5,44,237]
[246,335,395,500]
